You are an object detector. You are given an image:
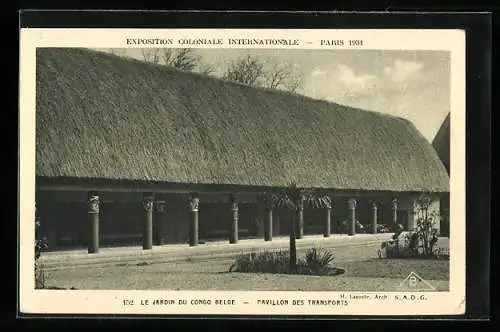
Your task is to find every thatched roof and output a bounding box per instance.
[432,113,450,174]
[36,48,449,193]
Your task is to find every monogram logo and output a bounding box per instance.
[398,272,436,291]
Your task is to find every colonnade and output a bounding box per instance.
[81,192,403,254]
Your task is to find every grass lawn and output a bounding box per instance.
[43,256,449,292]
[340,258,449,281]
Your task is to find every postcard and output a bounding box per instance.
[19,27,465,316]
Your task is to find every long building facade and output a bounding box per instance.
[35,48,450,253]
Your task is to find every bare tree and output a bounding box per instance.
[140,50,304,92]
[222,55,265,86]
[263,60,304,93]
[284,73,304,93]
[282,68,304,93]
[140,48,215,74]
[161,48,199,71]
[264,61,289,89]
[223,55,303,93]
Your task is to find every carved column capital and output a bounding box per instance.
[229,194,238,212]
[87,195,100,214]
[371,201,378,210]
[348,198,357,210]
[190,195,199,212]
[392,198,398,210]
[143,196,154,212]
[323,195,332,210]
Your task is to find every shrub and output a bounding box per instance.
[35,214,48,289]
[35,261,46,289]
[304,247,336,272]
[365,223,391,234]
[413,195,440,257]
[229,247,336,275]
[229,249,290,274]
[35,220,48,260]
[335,220,366,234]
[379,227,417,259]
[378,194,443,260]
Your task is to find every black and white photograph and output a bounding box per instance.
[19,28,466,316]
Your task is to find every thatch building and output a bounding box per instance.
[35,48,450,253]
[432,113,451,236]
[432,113,450,174]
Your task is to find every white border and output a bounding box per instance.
[19,28,466,316]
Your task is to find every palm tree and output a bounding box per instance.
[271,182,332,272]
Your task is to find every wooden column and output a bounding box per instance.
[296,198,304,239]
[392,198,399,229]
[264,201,273,242]
[154,200,166,245]
[87,192,100,254]
[324,207,331,237]
[348,198,357,236]
[371,202,378,234]
[189,194,199,247]
[229,195,238,244]
[407,197,416,231]
[142,193,154,250]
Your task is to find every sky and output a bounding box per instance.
[102,48,451,142]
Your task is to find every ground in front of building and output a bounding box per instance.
[41,239,450,291]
